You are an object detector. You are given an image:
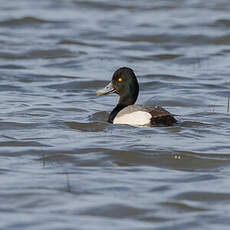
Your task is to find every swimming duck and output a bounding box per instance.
[96,67,176,126]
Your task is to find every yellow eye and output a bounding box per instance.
[118,77,123,82]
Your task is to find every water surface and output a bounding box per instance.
[1,0,230,229]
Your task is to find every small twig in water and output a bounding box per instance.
[42,153,46,168]
[195,52,201,69]
[212,103,216,113]
[65,172,71,193]
[227,97,229,113]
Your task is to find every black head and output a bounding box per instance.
[96,67,139,122]
[96,67,139,106]
[111,67,139,105]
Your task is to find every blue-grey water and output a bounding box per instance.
[1,0,230,229]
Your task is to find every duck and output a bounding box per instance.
[96,67,176,126]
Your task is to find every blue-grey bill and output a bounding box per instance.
[96,82,116,96]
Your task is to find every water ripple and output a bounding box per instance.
[1,0,230,229]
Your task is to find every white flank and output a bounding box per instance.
[113,111,152,126]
